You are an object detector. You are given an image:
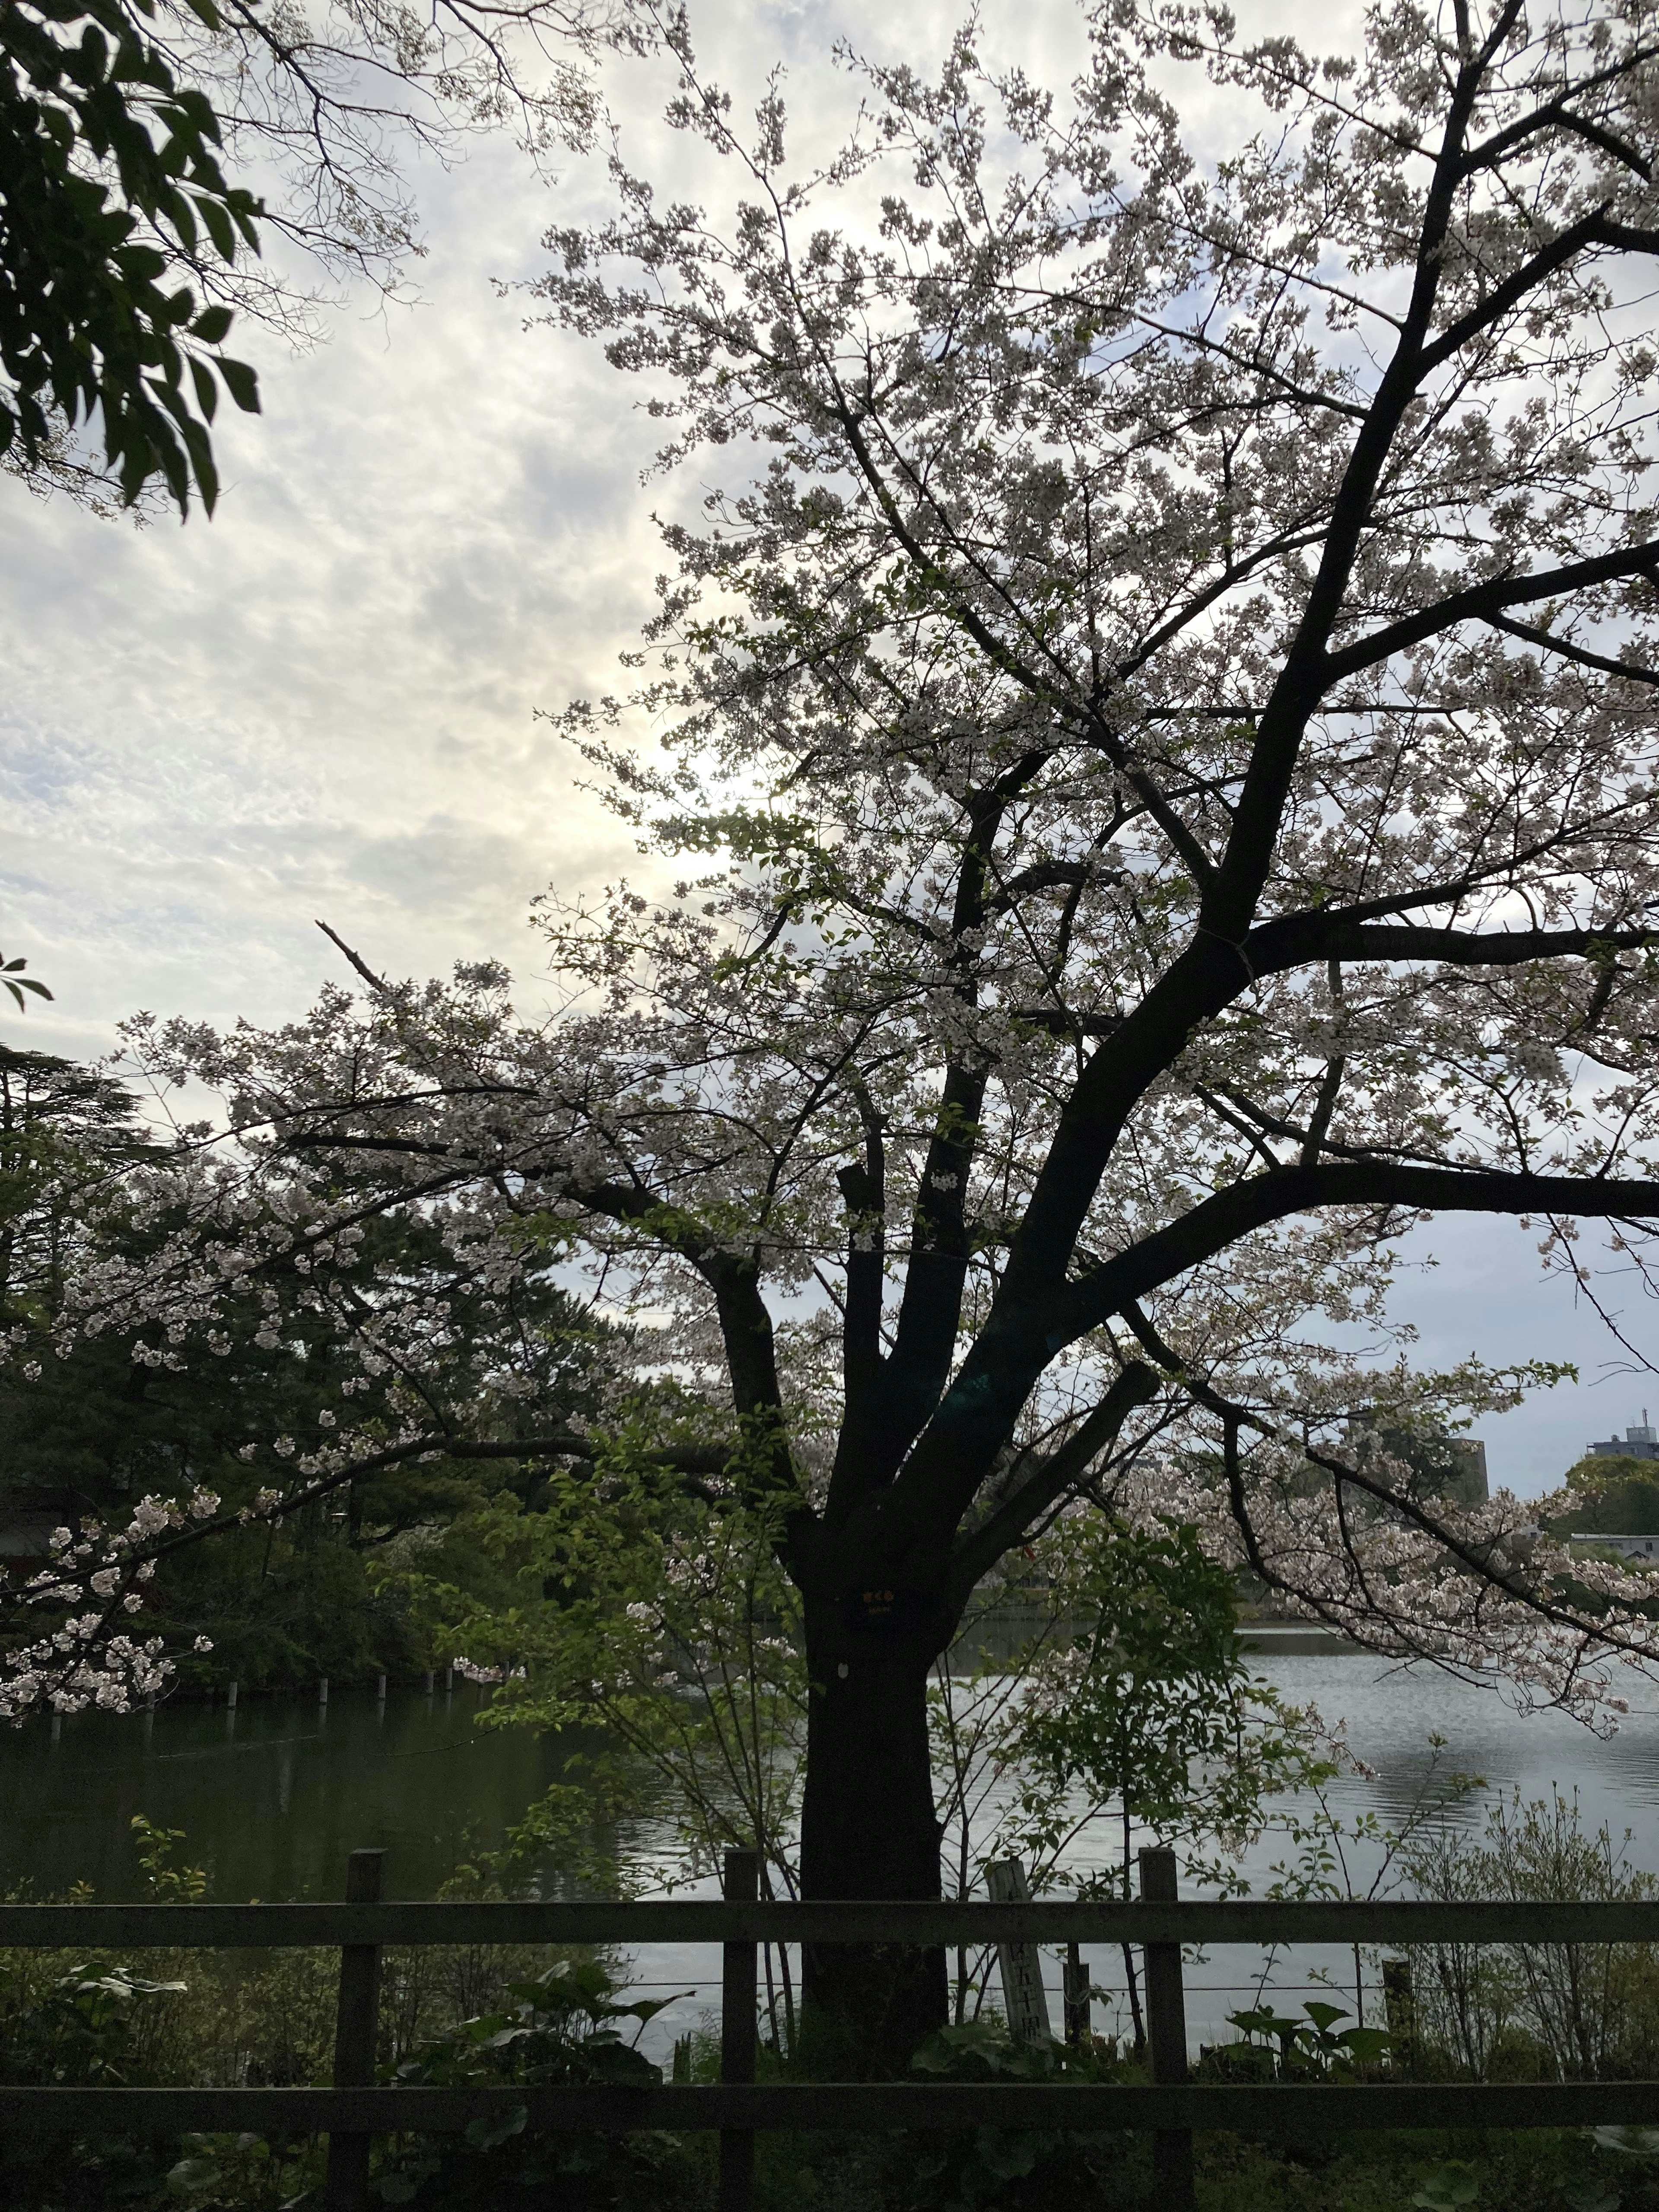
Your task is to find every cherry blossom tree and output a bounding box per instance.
[20,0,1659,2057]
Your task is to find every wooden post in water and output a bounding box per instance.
[987,1858,1053,2041]
[1138,1846,1194,2211]
[324,1847,385,2212]
[718,1847,759,2212]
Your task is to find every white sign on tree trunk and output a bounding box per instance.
[987,1857,1053,2043]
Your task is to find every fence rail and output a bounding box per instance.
[6,1849,1659,2212]
[6,2080,1659,2133]
[8,1897,1659,1946]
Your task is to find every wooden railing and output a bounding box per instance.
[6,1847,1659,2212]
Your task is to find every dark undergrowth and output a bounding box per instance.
[6,1812,1659,2209]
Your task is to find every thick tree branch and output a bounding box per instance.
[1198,21,1510,948]
[1056,1159,1659,1346]
[1323,539,1659,682]
[1484,609,1659,687]
[1417,208,1607,374]
[1246,915,1659,978]
[836,1100,887,1407]
[558,1176,797,1501]
[945,1360,1159,1605]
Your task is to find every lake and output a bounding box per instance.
[8,1650,1659,2051]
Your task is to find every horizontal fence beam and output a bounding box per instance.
[4,2082,1659,2137]
[7,1899,1659,1948]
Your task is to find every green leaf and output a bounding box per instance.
[190,304,234,346]
[60,173,113,222]
[196,194,235,262]
[216,356,259,414]
[609,1992,692,2023]
[1594,2129,1659,2158]
[463,2103,528,2151]
[114,243,168,282]
[1335,2025,1392,2063]
[1227,2008,1299,2043]
[0,961,53,1011]
[1413,2164,1479,2208]
[228,192,264,252]
[178,414,219,514]
[188,356,217,423]
[173,85,222,144]
[161,186,198,253]
[1561,2178,1620,2212]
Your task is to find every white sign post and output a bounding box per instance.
[987,1856,1053,2042]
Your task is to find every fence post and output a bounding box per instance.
[1063,1940,1091,2045]
[324,1847,386,2212]
[719,1847,760,2212]
[987,1857,1055,2041]
[1383,1957,1417,2077]
[1138,1845,1195,2212]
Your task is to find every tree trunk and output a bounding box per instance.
[798,1607,947,2075]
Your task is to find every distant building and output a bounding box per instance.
[1570,1532,1659,1560]
[1355,1424,1489,1507]
[1586,1416,1659,1462]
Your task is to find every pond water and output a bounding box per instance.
[0,1680,584,1903]
[7,1652,1659,2052]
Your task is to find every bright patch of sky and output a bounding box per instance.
[0,0,1648,1496]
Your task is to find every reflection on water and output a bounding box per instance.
[0,1682,591,1902]
[1264,1655,1659,1855]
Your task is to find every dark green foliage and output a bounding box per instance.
[0,1959,191,2209]
[0,1958,188,2083]
[374,1959,707,2206]
[0,0,261,511]
[1199,2000,1393,2082]
[904,2020,1135,2211]
[1550,1459,1659,1540]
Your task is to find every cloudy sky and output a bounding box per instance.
[3,0,1652,1495]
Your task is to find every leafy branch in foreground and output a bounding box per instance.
[1,0,648,512]
[0,952,51,1015]
[0,0,263,510]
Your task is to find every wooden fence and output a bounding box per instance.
[6,1846,1659,2212]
